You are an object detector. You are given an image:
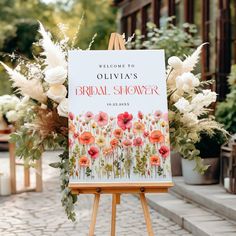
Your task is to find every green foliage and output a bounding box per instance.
[216,65,236,134]
[130,17,201,62]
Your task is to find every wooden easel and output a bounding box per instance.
[69,33,173,236]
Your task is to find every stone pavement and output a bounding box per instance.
[0,151,192,236]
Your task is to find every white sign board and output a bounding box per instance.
[68,50,172,184]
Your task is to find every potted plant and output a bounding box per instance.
[182,130,227,184]
[216,64,236,134]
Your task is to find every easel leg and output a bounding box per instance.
[140,193,154,236]
[111,194,118,236]
[89,194,100,236]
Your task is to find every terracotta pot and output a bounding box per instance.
[171,151,182,176]
[182,157,220,185]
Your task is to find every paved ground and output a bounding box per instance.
[0,151,192,236]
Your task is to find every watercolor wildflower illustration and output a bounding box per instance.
[69,110,171,182]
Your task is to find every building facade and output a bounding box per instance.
[114,0,236,100]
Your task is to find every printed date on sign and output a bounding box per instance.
[106,102,130,107]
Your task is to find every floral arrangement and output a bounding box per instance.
[0,21,226,221]
[69,110,170,182]
[167,47,227,173]
[0,95,21,125]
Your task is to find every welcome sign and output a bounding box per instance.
[68,50,172,184]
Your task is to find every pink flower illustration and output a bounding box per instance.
[113,129,123,139]
[88,146,100,160]
[69,138,73,148]
[143,131,149,138]
[69,112,74,120]
[162,112,169,121]
[122,139,132,148]
[84,111,94,121]
[117,112,133,130]
[95,111,108,127]
[73,132,79,139]
[154,110,162,121]
[133,137,144,147]
[138,111,143,120]
[159,145,170,158]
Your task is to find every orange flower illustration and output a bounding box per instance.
[133,121,145,133]
[149,130,164,144]
[150,155,160,166]
[113,129,123,139]
[103,147,113,156]
[69,122,76,133]
[110,138,119,149]
[79,156,90,167]
[79,132,95,145]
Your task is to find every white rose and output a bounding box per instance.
[47,85,67,103]
[44,66,67,85]
[6,110,18,123]
[57,98,68,117]
[174,98,190,113]
[176,72,199,93]
[168,56,183,70]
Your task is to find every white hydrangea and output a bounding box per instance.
[6,110,18,123]
[176,72,200,93]
[174,97,191,113]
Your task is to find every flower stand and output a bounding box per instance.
[0,132,42,193]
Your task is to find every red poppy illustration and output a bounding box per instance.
[88,146,99,160]
[159,145,170,158]
[117,112,133,130]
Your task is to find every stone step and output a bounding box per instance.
[171,177,236,222]
[146,192,236,236]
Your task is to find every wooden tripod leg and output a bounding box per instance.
[140,193,154,236]
[89,194,100,236]
[111,194,119,236]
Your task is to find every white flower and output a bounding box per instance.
[176,72,200,93]
[168,56,183,70]
[44,66,67,85]
[202,89,217,105]
[174,98,190,113]
[38,22,67,69]
[57,98,68,117]
[191,90,217,113]
[181,112,198,125]
[6,110,18,123]
[47,85,67,103]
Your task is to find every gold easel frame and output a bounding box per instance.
[69,33,174,236]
